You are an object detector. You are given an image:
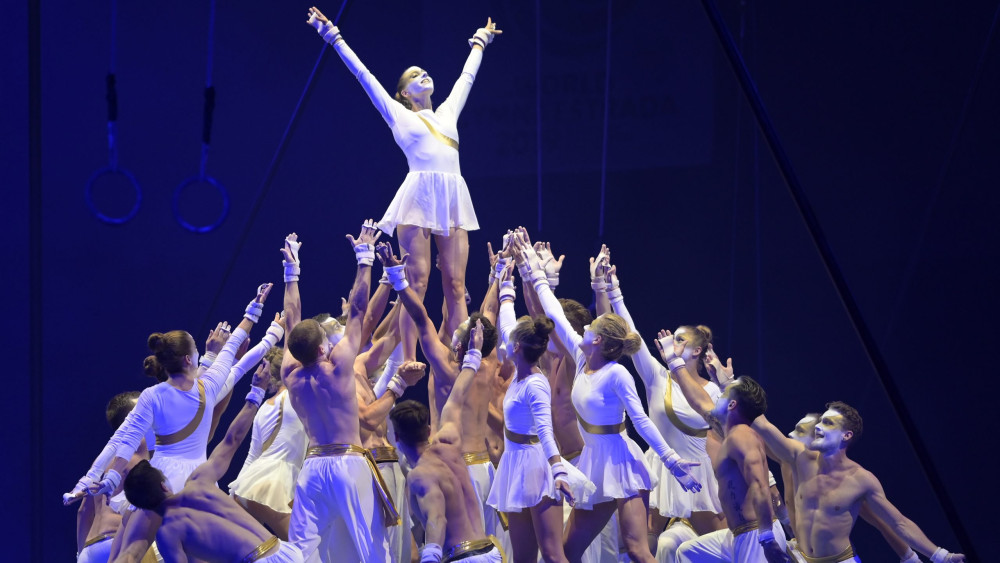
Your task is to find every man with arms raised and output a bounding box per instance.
[280,222,396,562]
[656,330,789,563]
[120,362,303,562]
[390,319,502,562]
[753,402,964,562]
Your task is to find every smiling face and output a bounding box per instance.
[810,409,853,452]
[788,414,820,445]
[399,66,434,101]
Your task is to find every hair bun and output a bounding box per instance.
[622,332,642,356]
[696,325,713,343]
[143,355,166,381]
[533,316,555,336]
[147,333,165,352]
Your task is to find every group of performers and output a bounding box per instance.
[63,7,966,563]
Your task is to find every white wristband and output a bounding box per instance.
[467,29,491,49]
[606,286,622,304]
[499,280,516,303]
[265,321,284,344]
[551,461,568,481]
[386,265,408,292]
[662,451,681,469]
[354,243,375,266]
[283,261,300,283]
[667,358,685,372]
[462,349,483,372]
[546,273,559,289]
[591,279,607,292]
[387,373,408,398]
[245,301,263,323]
[900,549,919,563]
[93,469,122,497]
[199,351,217,369]
[420,543,443,563]
[318,22,341,45]
[246,386,265,407]
[379,270,391,286]
[931,548,950,563]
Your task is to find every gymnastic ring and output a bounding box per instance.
[172,175,230,233]
[85,166,142,225]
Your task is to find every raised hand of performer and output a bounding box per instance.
[704,344,734,389]
[280,232,301,284]
[654,329,680,366]
[535,241,565,289]
[468,17,503,50]
[347,218,381,266]
[205,321,231,356]
[306,6,341,45]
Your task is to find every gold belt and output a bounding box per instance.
[305,443,401,527]
[443,536,503,563]
[801,545,855,563]
[370,445,399,463]
[504,427,540,445]
[560,449,583,462]
[666,517,694,530]
[462,450,490,465]
[156,380,206,446]
[576,414,625,435]
[731,518,776,537]
[241,535,279,563]
[82,533,115,548]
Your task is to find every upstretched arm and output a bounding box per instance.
[862,473,965,561]
[190,366,268,484]
[589,245,611,317]
[436,18,502,122]
[217,313,284,401]
[657,332,716,420]
[607,265,666,389]
[510,233,582,353]
[331,220,380,368]
[435,321,485,447]
[281,233,303,338]
[750,414,806,465]
[359,276,392,351]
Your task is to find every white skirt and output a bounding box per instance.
[379,171,479,237]
[573,431,657,510]
[487,440,595,512]
[229,457,300,514]
[645,449,722,517]
[152,454,204,495]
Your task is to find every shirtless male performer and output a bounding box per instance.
[657,331,790,563]
[280,222,396,562]
[378,242,507,546]
[752,403,965,562]
[119,360,303,562]
[390,319,503,562]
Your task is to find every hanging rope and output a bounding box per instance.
[198,0,351,335]
[173,0,230,233]
[85,0,141,225]
[597,0,614,237]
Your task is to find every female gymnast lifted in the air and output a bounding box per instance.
[307,7,501,359]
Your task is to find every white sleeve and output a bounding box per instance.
[611,296,667,389]
[611,366,675,460]
[526,377,561,460]
[435,48,482,123]
[239,410,265,474]
[333,40,404,128]
[497,299,517,351]
[112,389,156,461]
[202,327,249,400]
[216,328,281,404]
[531,278,583,353]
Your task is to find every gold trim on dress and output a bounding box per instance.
[443,535,504,562]
[260,394,284,453]
[576,413,625,435]
[504,427,540,445]
[240,535,279,563]
[560,449,583,462]
[800,545,855,563]
[416,115,459,151]
[462,450,491,465]
[370,445,399,463]
[156,380,206,446]
[305,443,401,527]
[666,517,694,531]
[82,533,115,548]
[664,373,709,438]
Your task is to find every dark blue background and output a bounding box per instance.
[6,0,998,560]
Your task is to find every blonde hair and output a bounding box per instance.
[592,313,642,361]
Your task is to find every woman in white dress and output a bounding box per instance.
[307,6,501,361]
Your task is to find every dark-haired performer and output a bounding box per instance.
[657,331,789,563]
[752,403,965,562]
[120,364,303,562]
[279,224,397,562]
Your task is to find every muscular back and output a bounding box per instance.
[547,353,584,456]
[410,443,488,549]
[713,425,768,530]
[455,357,497,455]
[283,359,362,447]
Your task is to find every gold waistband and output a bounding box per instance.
[504,427,540,445]
[801,545,855,563]
[560,449,583,462]
[305,443,401,527]
[444,536,502,562]
[370,446,399,463]
[83,533,115,548]
[666,517,694,530]
[462,450,490,465]
[156,379,206,446]
[241,535,279,563]
[577,413,625,435]
[732,519,770,537]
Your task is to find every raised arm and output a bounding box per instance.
[307,7,404,128]
[607,264,666,388]
[434,320,484,447]
[359,274,392,351]
[217,311,284,401]
[589,245,611,317]
[435,18,502,122]
[510,232,582,352]
[749,414,806,465]
[280,232,302,336]
[657,330,716,419]
[359,361,427,430]
[189,366,268,484]
[330,220,380,368]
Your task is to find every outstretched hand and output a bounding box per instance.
[347,218,382,247]
[667,456,703,493]
[704,344,734,387]
[206,321,232,355]
[589,244,610,279]
[281,233,301,263]
[654,329,680,364]
[470,319,484,352]
[375,242,407,268]
[255,282,274,304]
[483,17,503,38]
[250,362,269,389]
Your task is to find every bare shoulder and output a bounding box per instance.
[726,424,762,450]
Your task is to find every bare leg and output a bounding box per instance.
[564,501,617,563]
[433,228,469,337]
[396,225,433,361]
[508,509,540,563]
[648,511,669,553]
[531,497,569,563]
[618,493,656,563]
[242,497,292,541]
